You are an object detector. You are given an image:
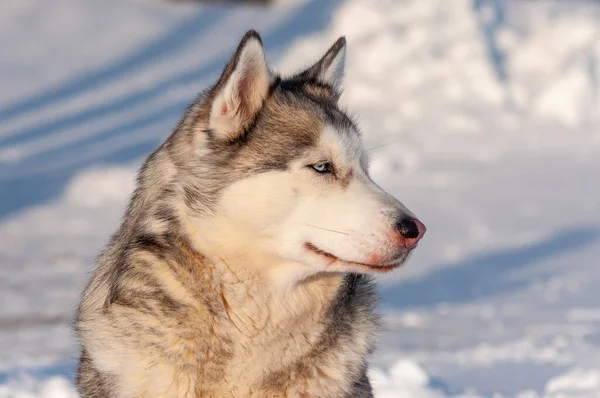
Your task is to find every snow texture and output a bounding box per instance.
[1,0,600,397]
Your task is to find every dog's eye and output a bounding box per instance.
[311,162,333,174]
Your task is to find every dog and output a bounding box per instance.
[75,30,426,398]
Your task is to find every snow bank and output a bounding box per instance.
[370,360,447,398]
[279,0,506,142]
[0,376,77,398]
[544,368,600,398]
[505,1,600,127]
[371,362,600,398]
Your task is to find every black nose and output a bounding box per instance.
[396,218,420,239]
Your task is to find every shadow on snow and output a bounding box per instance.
[382,225,600,308]
[0,0,341,219]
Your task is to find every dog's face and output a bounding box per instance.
[182,31,425,278]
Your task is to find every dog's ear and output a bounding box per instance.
[209,30,271,140]
[299,37,346,92]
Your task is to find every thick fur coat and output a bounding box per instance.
[76,31,425,398]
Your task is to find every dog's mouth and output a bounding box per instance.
[304,242,407,273]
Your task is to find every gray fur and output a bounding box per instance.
[76,31,385,397]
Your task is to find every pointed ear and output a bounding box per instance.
[209,30,271,140]
[299,37,346,91]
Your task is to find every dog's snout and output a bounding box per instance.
[395,218,426,249]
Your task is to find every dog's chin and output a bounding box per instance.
[304,242,411,274]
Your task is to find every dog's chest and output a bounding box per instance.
[97,272,376,398]
[185,274,376,397]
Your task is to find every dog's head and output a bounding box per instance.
[171,31,425,278]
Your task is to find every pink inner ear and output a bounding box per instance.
[220,101,229,116]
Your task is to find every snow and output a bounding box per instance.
[1,0,600,397]
[370,361,446,398]
[0,376,77,398]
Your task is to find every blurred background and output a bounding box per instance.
[1,0,599,396]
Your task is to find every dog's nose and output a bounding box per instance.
[395,218,426,249]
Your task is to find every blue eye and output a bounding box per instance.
[311,162,332,174]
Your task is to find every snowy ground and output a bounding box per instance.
[1,0,600,397]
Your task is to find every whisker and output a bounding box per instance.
[366,140,400,152]
[293,223,351,236]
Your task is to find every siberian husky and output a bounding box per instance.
[76,30,426,398]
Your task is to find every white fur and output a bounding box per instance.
[322,44,346,89]
[188,123,415,286]
[209,37,271,139]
